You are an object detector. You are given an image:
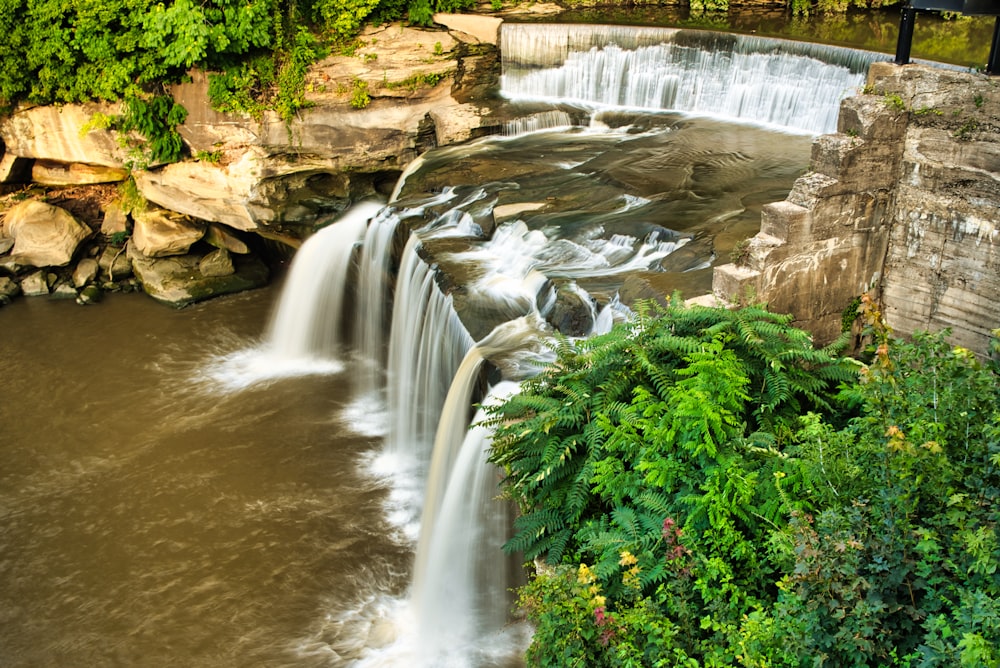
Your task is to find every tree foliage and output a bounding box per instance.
[487,297,1000,666]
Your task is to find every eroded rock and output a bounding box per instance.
[6,200,92,267]
[132,209,206,258]
[127,242,269,307]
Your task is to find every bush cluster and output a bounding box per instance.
[0,0,476,160]
[486,295,999,666]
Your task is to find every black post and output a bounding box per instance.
[896,6,917,65]
[988,15,1000,74]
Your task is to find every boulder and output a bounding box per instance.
[0,237,14,255]
[73,257,99,287]
[198,248,235,277]
[0,102,129,167]
[127,242,269,307]
[132,208,205,257]
[101,201,130,236]
[98,245,133,281]
[6,200,92,267]
[20,270,50,296]
[51,282,78,299]
[0,275,20,304]
[76,284,102,305]
[205,223,250,254]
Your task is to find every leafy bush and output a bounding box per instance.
[488,296,999,666]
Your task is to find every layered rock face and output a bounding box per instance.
[713,63,999,355]
[0,17,505,307]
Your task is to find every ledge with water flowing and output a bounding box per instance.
[499,23,900,134]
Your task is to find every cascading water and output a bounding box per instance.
[256,21,879,667]
[500,23,893,134]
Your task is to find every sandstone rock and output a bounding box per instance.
[198,248,235,277]
[132,209,205,258]
[134,152,262,231]
[127,242,269,307]
[433,13,502,44]
[32,160,128,186]
[0,102,129,167]
[0,275,20,304]
[205,223,250,254]
[20,270,50,296]
[73,257,99,287]
[99,245,133,281]
[101,201,130,236]
[6,200,92,267]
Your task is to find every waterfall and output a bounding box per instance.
[352,208,403,404]
[500,23,893,134]
[265,200,383,362]
[410,380,522,665]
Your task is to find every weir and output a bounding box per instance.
[500,23,894,134]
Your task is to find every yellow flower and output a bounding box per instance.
[577,563,595,585]
[619,550,638,567]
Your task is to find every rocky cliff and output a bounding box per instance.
[0,15,507,307]
[712,62,999,356]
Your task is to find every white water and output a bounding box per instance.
[248,23,833,666]
[265,201,383,362]
[499,23,890,134]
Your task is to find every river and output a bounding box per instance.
[0,14,979,667]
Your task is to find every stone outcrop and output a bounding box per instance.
[4,200,92,267]
[131,208,206,258]
[0,103,128,168]
[0,19,504,238]
[712,62,1000,354]
[127,241,269,307]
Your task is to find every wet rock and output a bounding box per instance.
[0,275,20,304]
[51,282,78,299]
[73,257,99,287]
[132,208,205,258]
[77,284,102,305]
[546,281,595,337]
[5,200,91,267]
[127,242,269,307]
[198,248,235,277]
[98,245,133,281]
[20,270,50,296]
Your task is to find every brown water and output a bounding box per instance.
[0,290,411,666]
